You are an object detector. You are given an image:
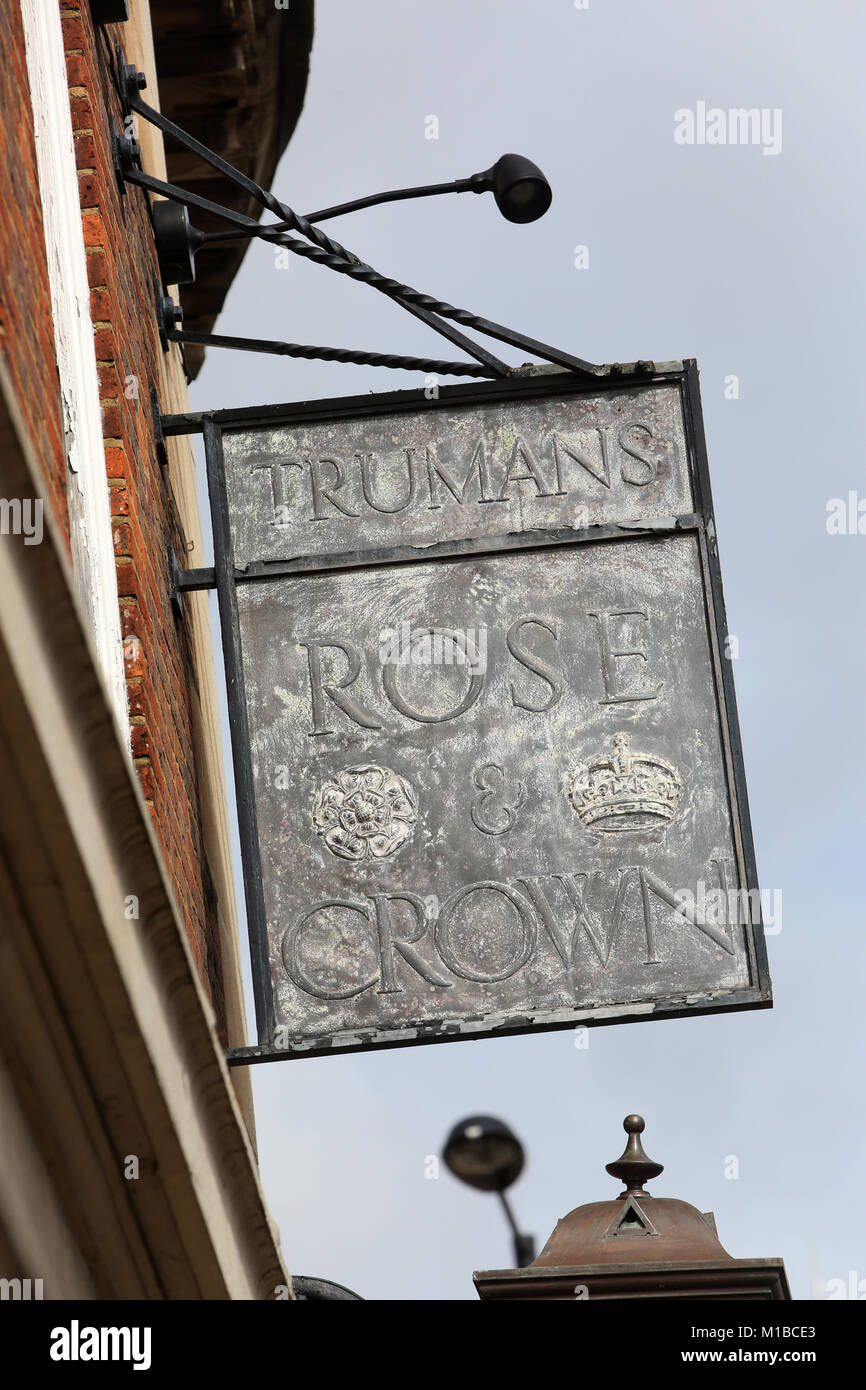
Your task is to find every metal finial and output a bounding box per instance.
[605,1114,664,1199]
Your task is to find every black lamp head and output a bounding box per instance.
[442,1115,526,1193]
[470,153,552,224]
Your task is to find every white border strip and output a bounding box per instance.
[21,0,127,737]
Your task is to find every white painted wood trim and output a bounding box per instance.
[20,0,128,739]
[0,359,288,1297]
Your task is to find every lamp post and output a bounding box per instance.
[442,1115,535,1268]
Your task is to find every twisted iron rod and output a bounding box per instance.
[126,87,600,379]
[171,328,499,378]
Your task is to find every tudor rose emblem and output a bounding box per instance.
[312,764,418,861]
[569,732,683,833]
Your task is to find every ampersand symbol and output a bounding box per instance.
[470,762,524,836]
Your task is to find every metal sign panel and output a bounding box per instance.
[185,364,771,1062]
[220,380,693,565]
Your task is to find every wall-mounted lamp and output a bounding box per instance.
[116,59,605,380]
[300,153,552,227]
[151,154,552,287]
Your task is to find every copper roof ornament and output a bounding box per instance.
[605,1114,664,1199]
[473,1113,791,1301]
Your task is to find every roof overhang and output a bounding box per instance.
[150,0,314,376]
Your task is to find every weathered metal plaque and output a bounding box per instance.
[221,380,693,566]
[198,365,771,1061]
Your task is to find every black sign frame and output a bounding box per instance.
[164,361,772,1066]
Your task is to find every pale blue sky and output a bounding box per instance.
[191,0,866,1299]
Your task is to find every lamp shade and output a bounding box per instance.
[471,154,553,223]
[442,1115,526,1192]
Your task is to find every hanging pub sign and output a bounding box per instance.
[172,362,771,1062]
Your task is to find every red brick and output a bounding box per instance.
[130,723,151,759]
[135,761,155,802]
[90,287,117,325]
[76,172,101,209]
[73,130,96,169]
[93,326,116,358]
[122,636,146,678]
[65,54,89,88]
[118,599,141,634]
[81,216,105,252]
[109,484,129,516]
[85,248,107,287]
[115,558,139,598]
[61,14,86,50]
[100,404,123,437]
[97,361,121,395]
[68,90,94,131]
[126,682,145,718]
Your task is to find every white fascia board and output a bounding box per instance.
[20,0,128,740]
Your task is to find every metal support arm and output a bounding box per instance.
[116,61,603,381]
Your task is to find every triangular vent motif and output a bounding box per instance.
[603,1195,660,1239]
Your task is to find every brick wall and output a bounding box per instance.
[55,1,228,1037]
[0,3,68,541]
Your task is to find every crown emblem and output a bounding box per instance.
[569,733,683,833]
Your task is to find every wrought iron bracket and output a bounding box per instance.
[111,121,139,200]
[151,387,168,467]
[168,545,216,618]
[155,291,183,353]
[167,546,184,620]
[157,309,501,379]
[175,565,217,592]
[112,53,607,384]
